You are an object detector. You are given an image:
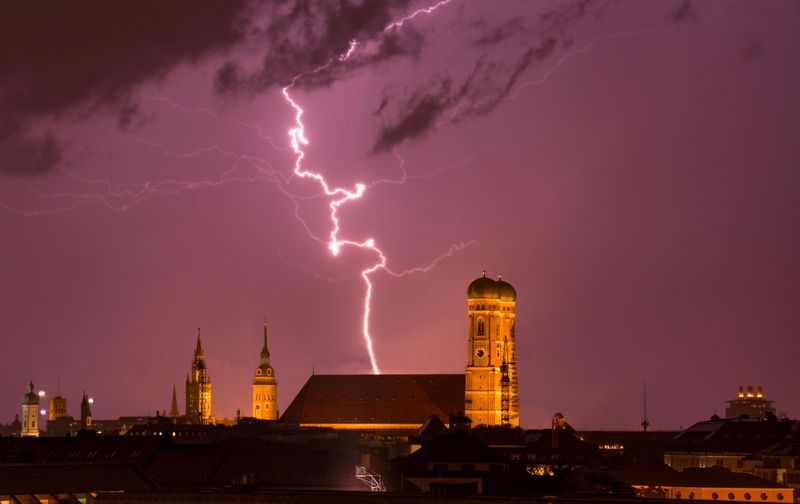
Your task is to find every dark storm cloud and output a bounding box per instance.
[669,0,698,24]
[740,40,764,62]
[0,1,253,176]
[372,77,462,153]
[473,18,525,47]
[0,131,62,177]
[214,0,419,95]
[372,0,610,153]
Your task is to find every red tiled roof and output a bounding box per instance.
[280,374,465,426]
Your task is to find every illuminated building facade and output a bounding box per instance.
[252,319,278,420]
[465,272,519,427]
[49,395,67,422]
[21,382,40,437]
[726,385,776,420]
[185,329,213,424]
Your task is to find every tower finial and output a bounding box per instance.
[498,273,503,281]
[482,270,486,278]
[260,319,271,363]
[195,327,203,356]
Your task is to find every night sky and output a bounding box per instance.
[1,1,798,430]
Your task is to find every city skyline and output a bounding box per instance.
[1,1,798,430]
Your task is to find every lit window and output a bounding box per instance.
[477,319,485,336]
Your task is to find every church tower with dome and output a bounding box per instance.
[21,382,40,437]
[465,271,519,427]
[252,319,278,420]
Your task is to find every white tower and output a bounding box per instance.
[21,382,40,437]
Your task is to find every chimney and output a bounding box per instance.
[738,385,744,398]
[757,386,763,398]
[747,385,754,398]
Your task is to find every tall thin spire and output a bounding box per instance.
[169,384,179,418]
[641,380,650,432]
[261,318,270,362]
[195,327,203,357]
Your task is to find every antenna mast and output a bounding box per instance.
[641,380,650,432]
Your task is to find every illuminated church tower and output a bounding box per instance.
[252,319,278,420]
[465,271,519,427]
[185,328,213,424]
[21,382,40,437]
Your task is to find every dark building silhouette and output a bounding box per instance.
[281,374,465,433]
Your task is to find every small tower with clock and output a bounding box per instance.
[252,319,278,420]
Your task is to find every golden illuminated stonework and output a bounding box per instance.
[252,319,278,420]
[465,271,519,427]
[185,328,213,424]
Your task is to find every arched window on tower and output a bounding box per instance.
[477,319,485,336]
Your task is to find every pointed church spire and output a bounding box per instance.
[261,318,270,363]
[169,384,179,418]
[195,327,203,357]
[80,391,92,429]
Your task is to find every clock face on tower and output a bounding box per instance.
[476,349,485,358]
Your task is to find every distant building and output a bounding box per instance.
[80,391,92,430]
[49,395,67,422]
[252,319,278,420]
[185,329,213,424]
[0,415,21,437]
[281,374,464,432]
[390,430,516,495]
[21,382,40,437]
[465,272,519,427]
[664,417,800,488]
[612,467,792,503]
[726,385,776,420]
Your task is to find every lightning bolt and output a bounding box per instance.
[0,0,472,374]
[280,0,456,374]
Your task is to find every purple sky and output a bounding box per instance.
[1,0,798,430]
